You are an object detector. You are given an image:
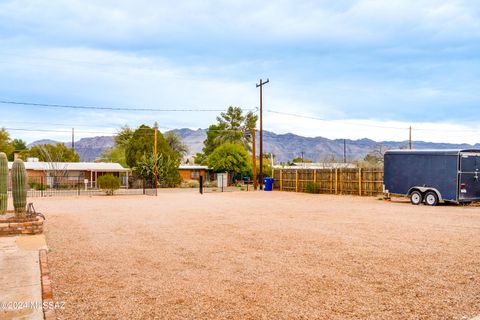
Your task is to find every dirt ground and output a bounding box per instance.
[35,190,480,319]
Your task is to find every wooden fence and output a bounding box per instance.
[272,168,384,196]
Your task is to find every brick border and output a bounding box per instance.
[39,249,56,320]
[0,215,44,236]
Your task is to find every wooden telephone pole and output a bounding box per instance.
[153,122,158,196]
[256,78,269,190]
[71,128,75,152]
[409,126,412,150]
[252,128,257,190]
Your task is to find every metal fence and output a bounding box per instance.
[7,175,156,197]
[273,168,384,196]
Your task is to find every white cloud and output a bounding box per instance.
[1,0,479,45]
[1,0,480,145]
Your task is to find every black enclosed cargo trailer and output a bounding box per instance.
[384,149,480,206]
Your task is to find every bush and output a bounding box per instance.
[306,182,320,194]
[28,181,46,190]
[180,180,199,188]
[204,181,217,188]
[98,174,121,195]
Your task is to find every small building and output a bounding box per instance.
[178,165,212,181]
[8,161,130,189]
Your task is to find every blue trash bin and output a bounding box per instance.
[263,178,274,191]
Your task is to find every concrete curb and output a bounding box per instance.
[39,249,56,320]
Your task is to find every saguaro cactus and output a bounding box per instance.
[0,152,7,214]
[12,159,27,218]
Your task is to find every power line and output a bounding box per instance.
[0,100,246,112]
[4,127,116,134]
[0,120,123,128]
[1,126,254,136]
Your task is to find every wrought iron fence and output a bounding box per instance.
[6,175,156,197]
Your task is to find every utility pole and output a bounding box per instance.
[71,128,75,152]
[270,153,274,178]
[153,122,158,196]
[409,126,412,150]
[256,78,269,190]
[343,139,346,163]
[252,128,257,190]
[301,151,305,168]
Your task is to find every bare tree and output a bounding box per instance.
[369,144,389,164]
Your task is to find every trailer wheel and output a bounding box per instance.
[410,191,423,205]
[424,191,439,206]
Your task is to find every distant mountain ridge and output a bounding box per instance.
[28,129,480,163]
[28,136,115,162]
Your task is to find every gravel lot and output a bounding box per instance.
[36,190,480,319]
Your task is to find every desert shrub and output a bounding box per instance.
[98,174,121,195]
[306,182,320,194]
[180,180,199,188]
[28,181,46,190]
[204,181,217,188]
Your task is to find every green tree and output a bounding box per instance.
[201,123,226,157]
[28,143,80,162]
[11,139,27,151]
[254,155,273,178]
[100,147,128,167]
[0,128,14,159]
[197,106,257,163]
[125,124,178,169]
[356,153,383,169]
[114,126,134,149]
[207,143,250,174]
[137,153,181,187]
[125,125,181,187]
[291,157,313,163]
[164,131,188,157]
[194,152,207,165]
[100,126,134,167]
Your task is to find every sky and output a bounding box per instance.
[1,0,480,144]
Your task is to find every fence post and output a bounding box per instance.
[279,170,283,191]
[340,169,343,194]
[358,168,362,196]
[313,169,317,185]
[334,169,338,195]
[330,169,333,194]
[295,170,299,192]
[77,177,80,196]
[41,176,44,197]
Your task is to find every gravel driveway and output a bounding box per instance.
[36,190,480,319]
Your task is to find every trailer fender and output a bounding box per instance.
[408,187,443,202]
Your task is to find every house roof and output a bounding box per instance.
[8,161,130,172]
[178,165,210,170]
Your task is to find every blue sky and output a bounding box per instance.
[1,0,480,144]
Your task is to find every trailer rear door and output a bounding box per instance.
[459,152,480,201]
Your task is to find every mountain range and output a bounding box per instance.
[28,129,480,163]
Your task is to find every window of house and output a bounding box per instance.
[190,171,199,179]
